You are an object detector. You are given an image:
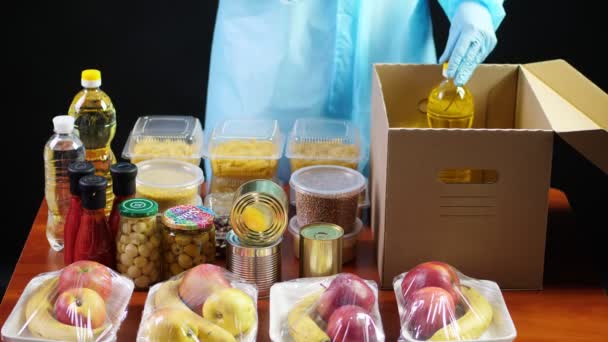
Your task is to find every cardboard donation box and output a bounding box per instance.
[370,60,607,289]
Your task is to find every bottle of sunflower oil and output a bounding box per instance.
[427,63,474,183]
[68,69,116,215]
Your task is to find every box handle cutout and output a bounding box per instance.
[438,169,499,184]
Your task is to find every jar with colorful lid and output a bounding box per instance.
[116,198,160,289]
[161,205,216,279]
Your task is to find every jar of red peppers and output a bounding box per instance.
[161,205,216,279]
[73,175,116,268]
[116,198,160,289]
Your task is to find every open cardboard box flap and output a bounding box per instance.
[523,59,608,173]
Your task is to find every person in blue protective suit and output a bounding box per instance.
[205,0,505,180]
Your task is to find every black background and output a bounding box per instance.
[3,0,606,296]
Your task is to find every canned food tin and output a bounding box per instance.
[299,223,343,277]
[230,179,288,246]
[226,230,281,298]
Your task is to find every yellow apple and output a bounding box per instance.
[202,288,256,335]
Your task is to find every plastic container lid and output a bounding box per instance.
[204,119,284,159]
[285,118,361,161]
[290,165,366,198]
[120,198,158,217]
[162,205,215,231]
[122,115,204,162]
[135,159,204,190]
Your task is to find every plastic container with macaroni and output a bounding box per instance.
[204,119,284,178]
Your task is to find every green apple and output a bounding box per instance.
[202,288,256,335]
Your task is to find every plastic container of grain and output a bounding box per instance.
[204,119,284,178]
[122,115,204,165]
[288,215,363,263]
[286,118,362,172]
[290,165,366,234]
[135,159,204,213]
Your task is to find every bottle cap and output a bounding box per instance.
[79,175,107,210]
[110,162,138,196]
[120,198,158,217]
[81,69,102,88]
[52,116,75,134]
[68,161,95,195]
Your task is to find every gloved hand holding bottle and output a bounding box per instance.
[439,0,503,85]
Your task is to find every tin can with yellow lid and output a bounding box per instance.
[230,179,288,246]
[299,223,343,277]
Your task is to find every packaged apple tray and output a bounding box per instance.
[1,260,134,342]
[394,262,517,342]
[137,264,258,342]
[270,273,386,342]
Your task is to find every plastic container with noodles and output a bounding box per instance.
[204,119,284,178]
[122,115,204,165]
[135,159,204,212]
[286,118,362,172]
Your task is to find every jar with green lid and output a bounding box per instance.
[116,198,160,289]
[161,205,216,279]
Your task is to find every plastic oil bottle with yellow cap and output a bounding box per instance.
[68,69,116,214]
[427,63,475,183]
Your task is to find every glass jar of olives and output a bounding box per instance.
[161,205,216,279]
[116,198,161,289]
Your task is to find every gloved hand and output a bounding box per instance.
[439,1,498,86]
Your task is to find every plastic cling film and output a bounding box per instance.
[1,260,134,342]
[393,261,517,341]
[270,273,385,342]
[137,263,258,342]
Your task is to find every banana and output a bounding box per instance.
[24,277,108,341]
[152,279,235,342]
[154,279,192,311]
[287,291,330,342]
[430,286,493,341]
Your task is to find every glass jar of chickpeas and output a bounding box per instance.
[116,198,161,289]
[161,205,216,279]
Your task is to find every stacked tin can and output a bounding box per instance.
[226,179,287,298]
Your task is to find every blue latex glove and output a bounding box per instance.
[439,1,498,85]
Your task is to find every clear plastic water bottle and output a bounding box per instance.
[44,115,85,250]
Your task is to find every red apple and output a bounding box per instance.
[405,287,456,340]
[178,264,231,314]
[316,273,375,321]
[58,260,112,300]
[327,305,378,342]
[400,261,460,305]
[53,288,107,329]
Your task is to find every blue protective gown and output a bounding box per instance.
[205,0,505,179]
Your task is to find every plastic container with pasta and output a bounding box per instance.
[204,119,284,178]
[286,118,362,172]
[122,116,204,165]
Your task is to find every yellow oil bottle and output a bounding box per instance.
[68,69,116,214]
[427,63,474,183]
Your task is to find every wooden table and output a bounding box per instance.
[2,194,608,341]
